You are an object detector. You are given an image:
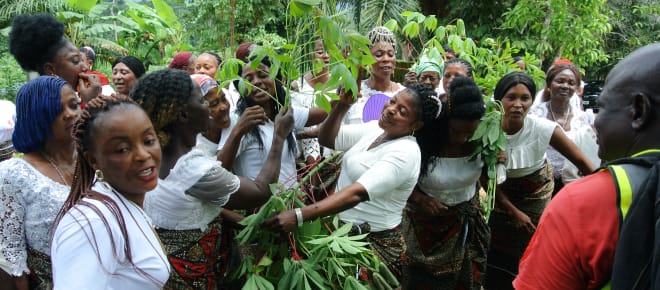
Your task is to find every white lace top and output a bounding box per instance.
[145,146,239,231]
[0,158,70,276]
[418,155,483,206]
[343,80,405,125]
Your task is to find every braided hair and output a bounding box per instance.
[12,76,68,153]
[53,95,164,288]
[420,77,485,176]
[407,83,443,176]
[9,14,68,74]
[236,56,297,153]
[200,51,222,67]
[130,69,194,148]
[444,58,473,77]
[367,26,397,54]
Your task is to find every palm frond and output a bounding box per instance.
[360,0,419,33]
[0,0,67,26]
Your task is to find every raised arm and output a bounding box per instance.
[223,107,294,209]
[318,90,355,149]
[216,105,267,170]
[549,126,596,175]
[305,108,328,127]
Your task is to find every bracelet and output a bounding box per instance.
[294,208,304,226]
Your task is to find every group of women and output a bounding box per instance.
[0,13,600,290]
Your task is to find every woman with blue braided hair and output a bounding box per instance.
[0,76,81,289]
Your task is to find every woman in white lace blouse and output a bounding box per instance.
[345,26,405,125]
[0,76,80,289]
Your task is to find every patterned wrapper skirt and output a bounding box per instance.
[344,221,406,283]
[26,248,52,290]
[401,191,489,290]
[486,161,554,289]
[158,218,235,290]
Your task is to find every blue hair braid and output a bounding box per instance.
[12,76,68,153]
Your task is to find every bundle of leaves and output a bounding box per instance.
[469,100,506,220]
[234,154,399,290]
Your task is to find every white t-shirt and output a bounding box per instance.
[418,155,483,206]
[0,100,15,143]
[505,115,558,178]
[343,80,405,125]
[233,107,309,188]
[335,121,421,232]
[145,146,240,231]
[51,182,170,290]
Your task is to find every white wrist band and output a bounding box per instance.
[294,208,304,226]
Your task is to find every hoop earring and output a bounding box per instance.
[95,169,104,182]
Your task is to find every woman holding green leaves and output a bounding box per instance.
[264,83,441,281]
[486,72,596,289]
[402,77,490,289]
[219,57,327,188]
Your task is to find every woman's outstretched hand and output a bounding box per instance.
[262,209,297,233]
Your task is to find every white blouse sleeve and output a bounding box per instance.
[185,164,240,206]
[0,169,28,276]
[51,205,122,290]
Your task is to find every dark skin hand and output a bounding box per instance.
[408,188,450,216]
[262,183,368,232]
[403,71,418,87]
[217,105,268,170]
[0,270,27,290]
[77,73,102,103]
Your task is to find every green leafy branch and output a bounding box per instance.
[469,100,506,220]
[234,152,398,289]
[384,12,546,96]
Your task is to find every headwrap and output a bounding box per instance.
[190,74,218,96]
[113,56,145,78]
[415,55,444,76]
[553,59,573,65]
[236,42,255,61]
[169,52,193,69]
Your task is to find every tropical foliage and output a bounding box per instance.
[61,0,183,70]
[501,0,612,71]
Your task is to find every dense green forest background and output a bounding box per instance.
[0,0,658,102]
